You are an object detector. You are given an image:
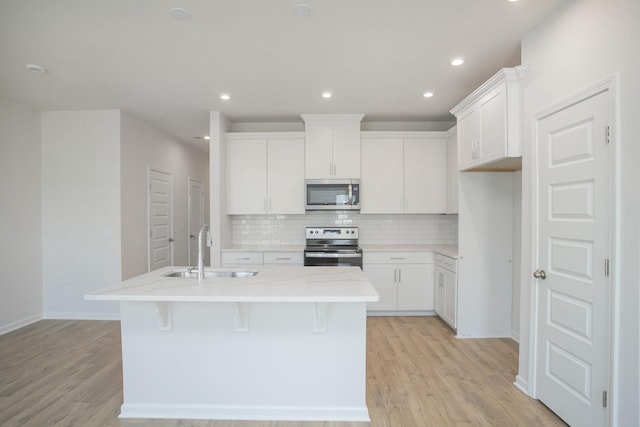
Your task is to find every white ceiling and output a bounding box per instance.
[0,0,566,148]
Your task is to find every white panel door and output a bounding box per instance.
[360,138,403,213]
[404,138,447,213]
[188,178,204,266]
[267,138,305,214]
[535,89,611,426]
[148,169,173,271]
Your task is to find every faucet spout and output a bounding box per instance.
[197,224,210,283]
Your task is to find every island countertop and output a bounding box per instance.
[85,266,379,303]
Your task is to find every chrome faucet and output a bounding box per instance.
[197,224,210,282]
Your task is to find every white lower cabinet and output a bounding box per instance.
[364,252,434,313]
[434,254,458,330]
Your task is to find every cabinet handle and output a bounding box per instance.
[394,268,397,283]
[275,257,291,260]
[398,268,402,283]
[237,257,251,261]
[390,257,405,260]
[329,162,333,176]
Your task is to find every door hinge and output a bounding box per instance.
[605,258,610,277]
[603,390,608,408]
[606,126,610,144]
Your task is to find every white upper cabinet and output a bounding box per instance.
[360,132,448,214]
[450,67,524,171]
[227,132,305,215]
[302,114,364,179]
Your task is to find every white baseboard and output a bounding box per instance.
[513,375,530,396]
[511,329,520,343]
[120,403,370,422]
[43,312,120,321]
[367,310,437,317]
[0,313,42,336]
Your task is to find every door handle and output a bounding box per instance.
[533,269,547,280]
[168,238,175,243]
[190,234,195,239]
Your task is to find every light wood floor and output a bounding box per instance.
[0,317,565,427]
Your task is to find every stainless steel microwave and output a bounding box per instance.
[305,179,360,210]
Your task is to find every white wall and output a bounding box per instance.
[518,1,639,424]
[41,110,121,319]
[0,97,43,334]
[120,112,209,279]
[511,171,522,340]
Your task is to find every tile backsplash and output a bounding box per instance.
[231,211,458,247]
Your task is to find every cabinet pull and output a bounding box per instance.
[237,257,251,261]
[394,268,397,283]
[275,257,291,260]
[390,257,405,260]
[398,268,402,283]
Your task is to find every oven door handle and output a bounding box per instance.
[305,252,362,258]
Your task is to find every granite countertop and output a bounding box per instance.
[85,266,379,303]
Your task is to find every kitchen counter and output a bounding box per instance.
[360,244,458,258]
[86,265,377,303]
[85,266,377,422]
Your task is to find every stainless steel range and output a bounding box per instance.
[304,227,363,269]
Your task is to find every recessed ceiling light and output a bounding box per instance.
[220,94,231,100]
[322,92,332,99]
[169,8,192,21]
[423,91,434,98]
[293,4,313,17]
[193,136,210,141]
[204,136,211,140]
[450,58,465,66]
[25,64,47,74]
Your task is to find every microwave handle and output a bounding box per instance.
[350,184,358,205]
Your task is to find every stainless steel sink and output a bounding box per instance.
[163,270,258,279]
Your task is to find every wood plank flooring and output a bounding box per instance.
[0,317,565,427]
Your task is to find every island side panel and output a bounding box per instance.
[118,300,369,421]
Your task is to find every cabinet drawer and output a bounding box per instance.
[435,253,457,273]
[221,252,264,266]
[364,251,433,264]
[263,251,303,265]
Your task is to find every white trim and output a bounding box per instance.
[0,313,42,335]
[528,75,619,424]
[366,311,437,317]
[119,403,370,422]
[511,329,520,343]
[300,114,364,124]
[514,375,529,395]
[42,312,120,321]
[360,131,449,139]
[225,131,305,140]
[450,66,526,115]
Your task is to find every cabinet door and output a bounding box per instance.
[444,270,457,329]
[332,123,361,178]
[457,107,479,170]
[304,124,333,179]
[363,264,397,311]
[397,263,434,311]
[267,138,305,214]
[478,84,508,165]
[360,138,404,213]
[404,138,448,213]
[447,130,458,214]
[434,266,446,317]
[227,139,267,214]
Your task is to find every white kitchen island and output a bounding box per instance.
[86,266,378,422]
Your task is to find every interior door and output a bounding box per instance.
[148,169,173,271]
[188,178,204,266]
[534,89,611,426]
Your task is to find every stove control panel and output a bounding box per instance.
[306,227,358,239]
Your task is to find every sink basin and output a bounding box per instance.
[163,270,258,279]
